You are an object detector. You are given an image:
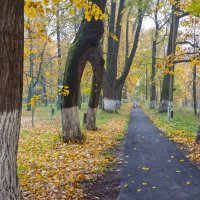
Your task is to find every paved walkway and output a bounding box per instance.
[118,108,200,200]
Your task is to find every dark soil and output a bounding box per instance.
[83,144,124,200]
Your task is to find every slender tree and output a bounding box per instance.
[0,1,24,199]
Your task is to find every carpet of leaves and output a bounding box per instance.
[143,107,200,166]
[18,104,131,199]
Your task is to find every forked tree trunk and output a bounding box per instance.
[114,9,144,104]
[0,1,24,199]
[103,0,125,111]
[86,45,104,130]
[61,0,106,142]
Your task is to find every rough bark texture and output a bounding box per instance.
[159,100,169,112]
[86,45,104,130]
[61,107,82,143]
[86,107,97,130]
[0,0,24,199]
[159,3,180,112]
[150,0,159,109]
[103,0,125,106]
[61,0,106,142]
[103,98,118,113]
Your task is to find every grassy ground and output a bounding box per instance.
[142,106,200,166]
[18,103,131,199]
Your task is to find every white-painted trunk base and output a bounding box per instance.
[116,100,121,109]
[0,110,22,200]
[86,107,97,130]
[61,106,83,143]
[168,101,173,120]
[159,100,169,112]
[150,100,156,109]
[103,98,117,113]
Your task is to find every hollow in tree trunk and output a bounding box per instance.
[0,1,24,199]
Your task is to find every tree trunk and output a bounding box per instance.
[61,0,106,142]
[0,1,24,199]
[195,120,200,143]
[56,6,62,110]
[41,75,48,107]
[115,9,144,103]
[193,65,197,116]
[27,36,34,111]
[159,3,180,112]
[103,0,125,109]
[150,1,159,109]
[86,45,104,130]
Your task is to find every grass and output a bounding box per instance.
[18,102,132,199]
[144,107,198,137]
[142,105,200,165]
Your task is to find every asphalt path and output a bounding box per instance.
[117,108,200,200]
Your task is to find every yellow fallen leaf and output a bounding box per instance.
[186,181,192,185]
[141,167,150,171]
[137,188,142,192]
[142,182,148,186]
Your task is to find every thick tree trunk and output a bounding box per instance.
[0,1,24,199]
[61,106,82,142]
[86,107,97,130]
[61,0,106,142]
[99,94,103,109]
[159,3,180,112]
[103,0,125,109]
[86,45,104,130]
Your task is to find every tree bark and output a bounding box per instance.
[159,3,180,112]
[195,121,200,143]
[150,0,159,109]
[61,0,106,142]
[0,1,24,199]
[193,64,197,115]
[86,45,104,130]
[115,9,144,102]
[27,36,34,111]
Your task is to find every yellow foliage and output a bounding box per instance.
[18,104,131,199]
